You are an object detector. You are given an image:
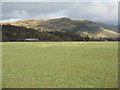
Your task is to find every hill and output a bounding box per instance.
[1,17,119,41]
[7,17,119,38]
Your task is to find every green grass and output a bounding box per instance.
[2,42,118,88]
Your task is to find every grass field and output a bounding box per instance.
[2,42,118,88]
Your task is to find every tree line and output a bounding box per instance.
[2,24,119,42]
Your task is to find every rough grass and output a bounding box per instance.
[2,42,118,88]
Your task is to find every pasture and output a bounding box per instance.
[2,42,118,88]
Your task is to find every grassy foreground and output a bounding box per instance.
[2,42,118,88]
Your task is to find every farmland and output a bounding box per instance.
[2,42,118,88]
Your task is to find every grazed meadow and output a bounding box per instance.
[2,42,118,88]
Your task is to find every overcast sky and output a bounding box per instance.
[1,1,119,25]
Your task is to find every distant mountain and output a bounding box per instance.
[96,23,118,32]
[1,17,119,40]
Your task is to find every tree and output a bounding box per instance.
[85,35,89,41]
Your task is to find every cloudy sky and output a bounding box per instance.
[1,0,119,25]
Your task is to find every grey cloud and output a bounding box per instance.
[2,2,118,24]
[2,0,119,2]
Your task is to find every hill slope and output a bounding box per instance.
[1,17,119,38]
[96,23,118,33]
